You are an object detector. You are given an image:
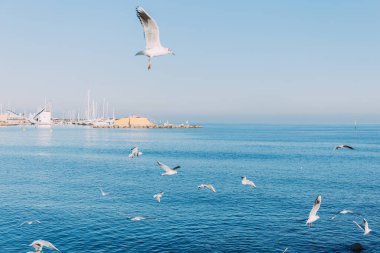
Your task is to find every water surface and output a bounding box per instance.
[0,124,379,252]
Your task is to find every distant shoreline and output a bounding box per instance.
[93,124,202,129]
[0,122,202,129]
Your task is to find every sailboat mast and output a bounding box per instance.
[102,98,105,119]
[92,99,95,120]
[87,90,90,120]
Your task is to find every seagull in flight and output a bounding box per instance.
[21,220,41,226]
[306,195,322,227]
[353,219,372,235]
[129,146,143,158]
[99,188,110,197]
[29,240,60,252]
[153,192,164,202]
[157,161,180,176]
[335,145,354,150]
[135,6,175,70]
[331,209,354,220]
[198,184,216,193]
[129,216,146,221]
[241,176,256,188]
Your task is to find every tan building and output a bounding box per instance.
[0,114,7,122]
[114,116,156,128]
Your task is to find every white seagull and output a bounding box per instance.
[241,176,256,188]
[30,240,60,252]
[129,216,146,221]
[198,184,216,193]
[153,192,164,202]
[99,188,110,197]
[335,144,354,150]
[353,219,372,235]
[306,195,322,227]
[331,209,354,220]
[129,146,143,158]
[21,220,41,226]
[157,161,180,176]
[135,6,174,70]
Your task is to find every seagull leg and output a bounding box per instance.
[148,58,152,70]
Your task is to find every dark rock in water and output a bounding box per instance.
[350,243,363,252]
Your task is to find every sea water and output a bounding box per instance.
[0,124,379,252]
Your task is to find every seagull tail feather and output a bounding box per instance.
[135,50,145,56]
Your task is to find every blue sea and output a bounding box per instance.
[0,124,379,252]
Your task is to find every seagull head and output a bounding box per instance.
[167,48,175,55]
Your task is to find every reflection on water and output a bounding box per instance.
[36,128,53,146]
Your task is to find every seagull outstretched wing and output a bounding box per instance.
[309,195,321,218]
[353,220,364,231]
[157,161,171,172]
[136,6,161,49]
[30,240,60,252]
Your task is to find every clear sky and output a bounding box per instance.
[0,0,379,123]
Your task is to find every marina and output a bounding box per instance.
[0,111,201,129]
[0,94,201,129]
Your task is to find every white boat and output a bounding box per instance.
[33,108,52,128]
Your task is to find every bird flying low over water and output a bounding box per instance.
[241,176,256,188]
[129,216,146,221]
[30,240,60,252]
[99,188,110,197]
[21,220,41,226]
[306,195,322,227]
[335,145,354,150]
[198,184,216,193]
[135,6,174,70]
[153,192,164,202]
[129,146,143,158]
[157,161,180,176]
[331,209,354,220]
[353,219,372,235]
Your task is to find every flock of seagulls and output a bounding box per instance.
[23,141,370,252]
[304,144,374,237]
[305,195,373,235]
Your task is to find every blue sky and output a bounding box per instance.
[0,0,379,123]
